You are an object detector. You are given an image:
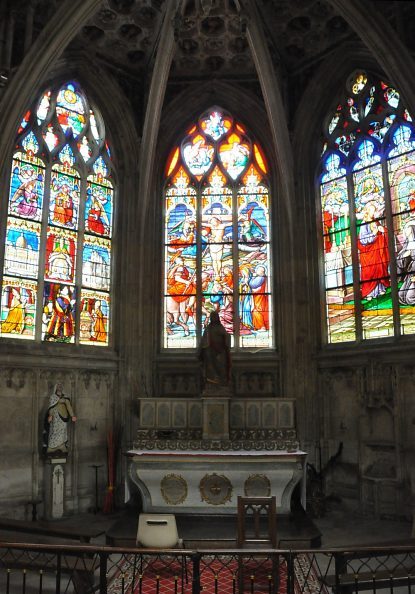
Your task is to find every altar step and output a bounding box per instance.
[105,509,322,549]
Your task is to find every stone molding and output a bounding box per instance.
[134,427,299,452]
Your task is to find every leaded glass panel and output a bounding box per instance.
[164,106,272,350]
[319,71,415,343]
[1,80,114,345]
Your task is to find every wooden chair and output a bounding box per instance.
[236,496,279,593]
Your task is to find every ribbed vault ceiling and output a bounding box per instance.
[6,1,415,124]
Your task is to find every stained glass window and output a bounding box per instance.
[319,71,415,343]
[1,81,114,345]
[164,107,272,349]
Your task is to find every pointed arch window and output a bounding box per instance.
[319,71,415,343]
[1,81,114,345]
[163,107,272,349]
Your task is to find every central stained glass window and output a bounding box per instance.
[163,107,272,349]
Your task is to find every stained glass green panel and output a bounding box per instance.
[353,164,393,339]
[388,149,415,335]
[320,174,355,342]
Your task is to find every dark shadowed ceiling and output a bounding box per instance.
[79,0,356,80]
[7,1,415,125]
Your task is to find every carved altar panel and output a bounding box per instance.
[157,402,171,427]
[263,402,276,427]
[279,401,294,427]
[230,402,244,428]
[246,403,260,428]
[189,403,202,427]
[139,398,295,432]
[141,401,156,427]
[172,402,187,427]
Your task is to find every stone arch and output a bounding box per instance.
[155,81,282,346]
[292,43,395,354]
[0,53,140,344]
[140,81,293,388]
[0,53,140,441]
[0,0,102,188]
[132,0,298,398]
[157,81,274,184]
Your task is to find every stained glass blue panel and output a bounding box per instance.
[4,217,40,279]
[82,235,111,291]
[8,153,44,222]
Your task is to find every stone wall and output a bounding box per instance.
[0,363,117,520]
[317,357,414,518]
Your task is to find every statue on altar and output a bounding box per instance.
[200,311,231,394]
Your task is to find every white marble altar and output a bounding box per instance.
[127,449,307,515]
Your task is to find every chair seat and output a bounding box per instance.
[238,542,276,549]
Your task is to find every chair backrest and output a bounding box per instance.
[237,496,277,548]
[137,513,179,548]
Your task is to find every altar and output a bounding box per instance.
[128,394,305,515]
[127,448,306,515]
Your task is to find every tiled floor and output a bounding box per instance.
[0,506,413,593]
[1,504,412,549]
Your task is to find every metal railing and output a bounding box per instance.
[1,541,415,594]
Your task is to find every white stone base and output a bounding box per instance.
[44,457,67,520]
[127,449,306,515]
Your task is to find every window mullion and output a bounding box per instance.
[74,174,87,345]
[232,184,239,350]
[381,158,400,337]
[35,165,52,341]
[196,184,202,346]
[0,166,12,281]
[347,172,363,341]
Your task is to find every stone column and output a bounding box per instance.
[4,8,15,72]
[24,1,35,56]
